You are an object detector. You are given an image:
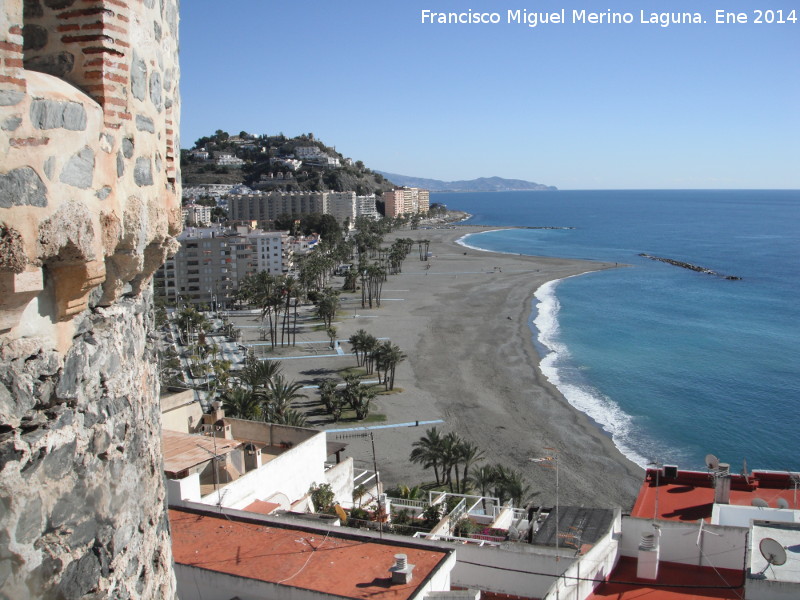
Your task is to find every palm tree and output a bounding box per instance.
[441,432,463,492]
[362,333,378,375]
[348,329,369,366]
[458,441,486,493]
[378,341,405,391]
[499,470,533,507]
[410,427,444,486]
[316,288,340,329]
[318,379,338,412]
[265,374,306,418]
[353,385,377,420]
[467,464,497,510]
[272,408,308,428]
[222,388,262,421]
[238,359,282,392]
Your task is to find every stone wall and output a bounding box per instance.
[0,292,174,598]
[0,0,181,597]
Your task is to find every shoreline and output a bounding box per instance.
[282,224,644,509]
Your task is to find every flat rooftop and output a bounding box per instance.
[586,556,743,600]
[531,506,615,550]
[162,429,239,476]
[169,507,452,600]
[748,521,800,585]
[632,468,800,522]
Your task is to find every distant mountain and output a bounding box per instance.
[377,172,557,192]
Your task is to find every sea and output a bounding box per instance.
[444,190,800,473]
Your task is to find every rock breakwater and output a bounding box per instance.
[638,253,742,280]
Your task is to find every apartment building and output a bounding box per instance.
[156,226,290,308]
[381,187,430,218]
[229,190,358,227]
[182,203,212,226]
[356,194,380,220]
[325,191,357,228]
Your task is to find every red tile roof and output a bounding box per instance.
[631,469,799,522]
[586,557,744,600]
[169,508,452,600]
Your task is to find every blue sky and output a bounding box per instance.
[179,1,799,189]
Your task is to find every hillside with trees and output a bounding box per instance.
[181,130,396,195]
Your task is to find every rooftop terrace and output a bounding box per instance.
[586,557,743,600]
[169,507,453,600]
[631,468,800,523]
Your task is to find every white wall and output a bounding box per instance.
[214,431,328,510]
[712,503,798,527]
[746,578,800,600]
[167,473,201,506]
[620,516,747,570]
[542,511,621,600]
[175,564,351,600]
[451,541,574,598]
[325,458,354,508]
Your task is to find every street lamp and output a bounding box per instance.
[530,450,559,553]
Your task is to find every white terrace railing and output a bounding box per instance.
[413,531,503,546]
[388,497,428,510]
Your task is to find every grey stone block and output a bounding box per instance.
[0,91,25,106]
[25,0,44,18]
[135,114,154,133]
[43,156,56,180]
[22,24,48,51]
[30,99,87,131]
[24,51,75,78]
[57,551,101,600]
[95,186,112,200]
[60,147,94,189]
[0,167,48,208]
[1,116,22,131]
[149,71,162,111]
[15,495,43,544]
[134,158,153,187]
[122,137,134,158]
[117,152,125,177]
[131,52,147,102]
[50,496,78,529]
[43,440,76,479]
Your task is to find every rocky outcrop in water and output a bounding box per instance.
[638,254,742,280]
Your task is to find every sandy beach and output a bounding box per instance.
[256,225,644,510]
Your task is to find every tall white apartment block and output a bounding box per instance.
[182,204,212,226]
[356,194,379,220]
[325,191,357,228]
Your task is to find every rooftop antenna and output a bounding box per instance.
[705,454,719,471]
[758,537,787,576]
[752,498,769,508]
[336,431,382,538]
[789,473,800,509]
[648,459,663,523]
[777,498,789,510]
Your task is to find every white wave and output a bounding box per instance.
[456,230,527,256]
[533,279,650,468]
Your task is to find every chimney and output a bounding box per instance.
[210,401,225,422]
[636,527,661,580]
[389,554,414,585]
[714,465,731,504]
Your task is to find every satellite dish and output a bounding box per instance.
[705,454,719,470]
[760,538,787,567]
[752,498,769,508]
[777,498,789,509]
